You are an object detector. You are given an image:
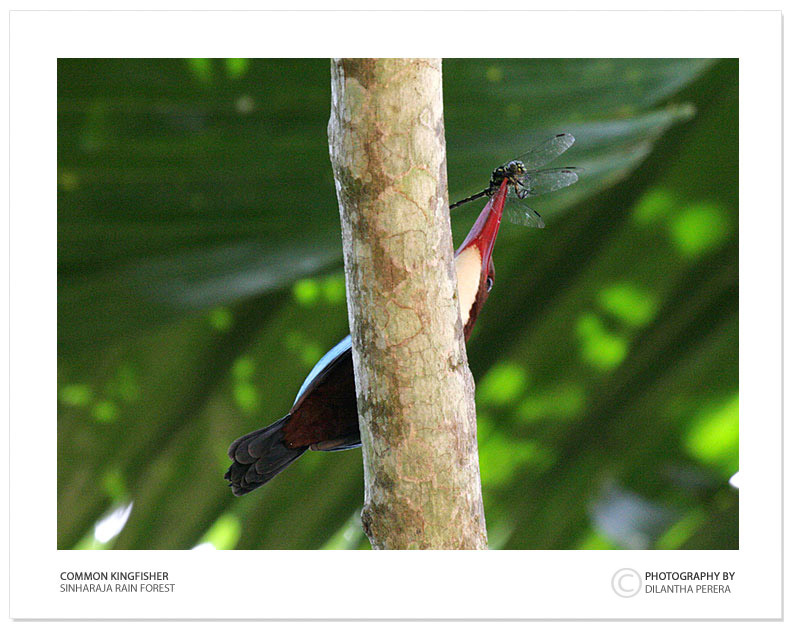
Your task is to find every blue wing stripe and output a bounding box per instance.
[294,335,352,404]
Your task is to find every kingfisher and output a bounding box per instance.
[225,179,511,496]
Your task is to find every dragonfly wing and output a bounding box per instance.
[511,133,576,171]
[519,167,582,197]
[504,196,545,229]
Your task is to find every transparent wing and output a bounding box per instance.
[515,167,582,197]
[504,196,545,229]
[510,133,576,171]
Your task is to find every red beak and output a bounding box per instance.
[454,178,509,269]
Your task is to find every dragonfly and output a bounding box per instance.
[450,133,582,229]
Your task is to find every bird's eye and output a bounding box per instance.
[486,277,494,292]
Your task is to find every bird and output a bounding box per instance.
[225,179,510,496]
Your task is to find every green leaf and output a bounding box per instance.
[58,59,737,551]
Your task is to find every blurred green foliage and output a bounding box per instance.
[58,58,737,550]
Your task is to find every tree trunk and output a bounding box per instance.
[327,58,488,549]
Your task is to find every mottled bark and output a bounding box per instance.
[328,58,487,549]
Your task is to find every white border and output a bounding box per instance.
[8,8,782,621]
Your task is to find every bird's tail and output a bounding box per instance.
[224,414,307,496]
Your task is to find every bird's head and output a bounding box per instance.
[453,178,508,340]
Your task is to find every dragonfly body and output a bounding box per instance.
[492,160,533,199]
[450,133,582,229]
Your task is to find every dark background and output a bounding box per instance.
[58,58,738,550]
